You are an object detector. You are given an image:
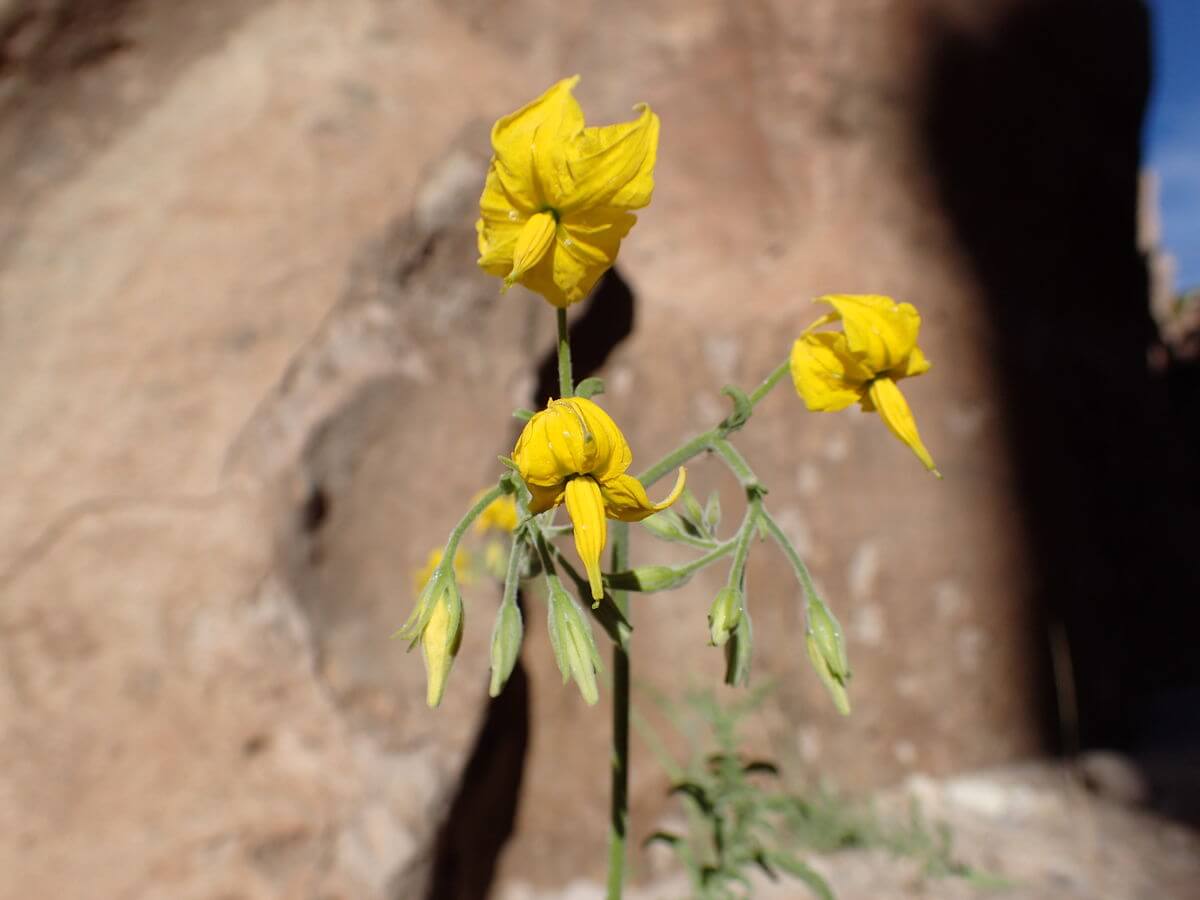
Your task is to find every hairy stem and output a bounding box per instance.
[606,521,631,900]
[637,357,791,488]
[557,307,574,399]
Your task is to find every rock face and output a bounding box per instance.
[2,0,1182,898]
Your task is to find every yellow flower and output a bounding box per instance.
[790,294,940,476]
[476,76,660,308]
[473,492,519,534]
[512,397,686,600]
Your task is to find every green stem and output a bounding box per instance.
[606,521,631,900]
[676,535,740,577]
[710,437,759,492]
[500,532,524,611]
[759,507,820,605]
[726,503,760,589]
[637,431,713,488]
[748,358,791,406]
[636,358,791,488]
[443,483,505,563]
[557,307,574,399]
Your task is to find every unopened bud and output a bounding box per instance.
[606,564,694,593]
[681,488,705,529]
[708,587,742,647]
[806,599,851,715]
[421,582,463,708]
[488,600,524,698]
[723,607,753,687]
[703,490,722,534]
[547,584,602,705]
[641,510,689,542]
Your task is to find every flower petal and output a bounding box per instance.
[505,212,558,290]
[600,468,687,523]
[512,397,631,487]
[818,294,923,376]
[565,476,608,600]
[514,213,637,307]
[525,481,563,514]
[559,103,659,215]
[490,76,584,209]
[571,396,632,481]
[865,376,940,476]
[790,333,872,411]
[476,214,522,279]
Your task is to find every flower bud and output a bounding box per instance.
[488,600,524,698]
[681,488,705,530]
[703,490,722,533]
[606,564,694,593]
[723,607,753,687]
[641,510,690,543]
[707,586,742,647]
[421,581,463,709]
[547,583,602,705]
[806,599,851,715]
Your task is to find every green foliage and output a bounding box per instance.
[645,687,1000,898]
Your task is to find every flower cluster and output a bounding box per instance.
[402,78,941,718]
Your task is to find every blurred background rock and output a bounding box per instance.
[1,1,1197,898]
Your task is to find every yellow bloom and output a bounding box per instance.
[512,397,686,600]
[476,76,660,307]
[473,492,519,534]
[790,294,940,476]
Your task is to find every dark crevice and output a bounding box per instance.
[424,269,636,900]
[921,0,1200,821]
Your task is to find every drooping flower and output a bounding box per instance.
[512,397,686,600]
[790,294,939,476]
[476,76,660,307]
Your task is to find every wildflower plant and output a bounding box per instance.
[397,76,940,898]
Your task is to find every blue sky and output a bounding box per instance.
[1145,0,1200,291]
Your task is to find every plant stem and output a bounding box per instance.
[606,520,631,900]
[443,483,505,562]
[636,357,791,488]
[557,307,574,399]
[726,503,760,589]
[637,431,713,488]
[748,358,791,406]
[710,437,759,491]
[759,506,820,605]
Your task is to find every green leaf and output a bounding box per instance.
[742,760,780,777]
[670,781,716,815]
[718,385,753,434]
[642,830,682,849]
[512,408,535,421]
[765,854,835,900]
[574,376,605,399]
